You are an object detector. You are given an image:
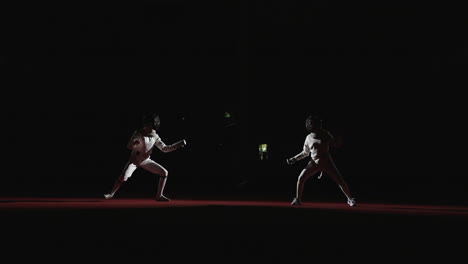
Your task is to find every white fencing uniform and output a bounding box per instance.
[289,128,354,206]
[291,129,342,188]
[119,129,181,182]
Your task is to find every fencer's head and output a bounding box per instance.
[142,113,161,131]
[305,115,322,132]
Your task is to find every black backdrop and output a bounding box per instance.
[3,1,467,205]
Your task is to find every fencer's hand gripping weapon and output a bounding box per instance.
[176,139,187,148]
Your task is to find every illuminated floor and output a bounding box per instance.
[3,197,468,262]
[2,197,468,217]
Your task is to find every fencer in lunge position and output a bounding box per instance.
[286,115,356,206]
[104,113,187,202]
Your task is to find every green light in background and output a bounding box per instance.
[259,144,268,160]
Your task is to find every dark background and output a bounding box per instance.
[2,1,467,205]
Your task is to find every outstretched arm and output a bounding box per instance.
[287,140,310,165]
[155,137,187,153]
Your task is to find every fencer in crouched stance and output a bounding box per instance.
[104,113,186,202]
[287,115,356,207]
